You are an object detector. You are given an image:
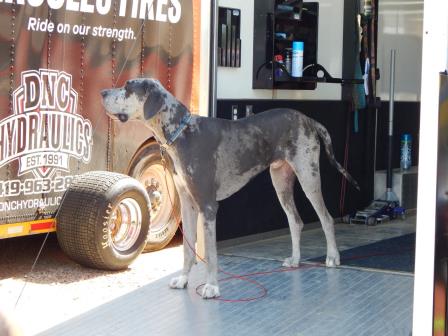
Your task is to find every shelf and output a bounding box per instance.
[252,1,319,90]
[275,76,320,83]
[274,38,293,42]
[275,75,364,85]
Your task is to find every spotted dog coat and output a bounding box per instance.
[101,78,359,299]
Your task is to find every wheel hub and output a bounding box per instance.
[145,178,163,213]
[108,198,142,252]
[139,164,174,232]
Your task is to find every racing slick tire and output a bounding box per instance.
[56,171,150,271]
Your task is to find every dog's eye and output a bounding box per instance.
[123,84,132,98]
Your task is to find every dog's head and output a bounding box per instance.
[101,78,167,122]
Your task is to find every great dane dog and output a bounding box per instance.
[101,78,359,299]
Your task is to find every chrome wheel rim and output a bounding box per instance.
[108,198,142,251]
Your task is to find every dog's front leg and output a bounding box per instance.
[170,193,198,290]
[199,202,220,299]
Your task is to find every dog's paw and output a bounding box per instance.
[169,275,188,289]
[201,284,220,299]
[282,257,300,268]
[325,253,340,267]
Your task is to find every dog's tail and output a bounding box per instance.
[313,120,360,191]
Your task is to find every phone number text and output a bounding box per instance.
[0,176,73,198]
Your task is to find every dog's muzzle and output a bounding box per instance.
[101,89,129,122]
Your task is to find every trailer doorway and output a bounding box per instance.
[211,0,421,334]
[215,0,420,266]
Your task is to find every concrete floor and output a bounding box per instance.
[40,216,416,336]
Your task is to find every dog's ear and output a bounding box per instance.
[143,80,165,120]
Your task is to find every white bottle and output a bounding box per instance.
[292,41,304,77]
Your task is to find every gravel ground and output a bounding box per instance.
[0,233,184,336]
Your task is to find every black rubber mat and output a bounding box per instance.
[310,234,415,273]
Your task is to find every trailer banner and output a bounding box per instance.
[0,69,93,179]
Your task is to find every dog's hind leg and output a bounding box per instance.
[292,154,340,267]
[170,192,198,289]
[270,161,304,268]
[198,201,220,299]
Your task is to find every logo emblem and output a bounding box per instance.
[0,69,93,178]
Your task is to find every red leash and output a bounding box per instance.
[179,225,334,303]
[194,263,321,303]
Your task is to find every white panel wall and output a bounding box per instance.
[377,0,424,101]
[217,0,344,100]
[413,1,448,334]
[199,0,212,117]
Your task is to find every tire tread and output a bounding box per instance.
[57,171,132,270]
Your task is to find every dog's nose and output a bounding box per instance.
[100,89,109,98]
[118,114,129,122]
